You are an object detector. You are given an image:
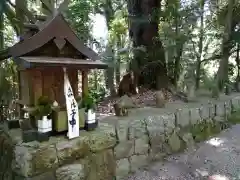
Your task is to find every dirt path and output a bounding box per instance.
[125,124,240,180]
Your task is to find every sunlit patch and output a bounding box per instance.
[196,168,209,176]
[206,137,224,147]
[208,174,230,180]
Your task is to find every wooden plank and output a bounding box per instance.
[19,70,30,105]
[42,68,55,103]
[31,70,43,105]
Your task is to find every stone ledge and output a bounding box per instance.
[114,95,240,179]
[0,125,117,178]
[1,94,240,180]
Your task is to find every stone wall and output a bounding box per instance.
[1,95,240,180]
[109,95,240,180]
[0,127,117,180]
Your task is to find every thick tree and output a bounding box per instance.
[127,0,168,90]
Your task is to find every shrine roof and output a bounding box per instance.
[9,13,103,64]
[17,56,107,69]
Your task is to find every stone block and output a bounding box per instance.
[146,116,165,136]
[215,103,225,117]
[225,101,231,116]
[134,135,149,155]
[85,149,116,180]
[168,132,181,152]
[56,136,90,166]
[199,105,210,120]
[128,120,147,139]
[0,134,13,175]
[209,103,215,118]
[115,122,129,142]
[116,158,130,180]
[98,122,116,138]
[85,129,117,152]
[56,164,85,180]
[13,145,58,177]
[162,113,175,133]
[129,155,148,172]
[114,140,134,160]
[145,116,164,129]
[14,172,55,180]
[181,132,194,148]
[231,97,240,110]
[190,108,201,125]
[176,108,190,127]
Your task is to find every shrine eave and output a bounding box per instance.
[9,13,100,61]
[16,56,108,70]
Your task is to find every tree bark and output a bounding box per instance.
[15,0,27,35]
[128,0,168,90]
[217,0,235,91]
[173,10,182,87]
[235,43,240,91]
[195,0,205,90]
[115,36,121,86]
[0,12,3,50]
[102,1,116,96]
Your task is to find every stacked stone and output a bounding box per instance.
[1,96,240,180]
[114,96,240,180]
[0,126,117,180]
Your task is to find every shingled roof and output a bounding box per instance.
[9,13,107,69]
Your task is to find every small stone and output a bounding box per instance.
[116,158,130,180]
[56,164,85,180]
[56,136,90,165]
[85,149,116,180]
[86,129,117,152]
[156,90,166,108]
[182,133,194,147]
[114,141,134,160]
[13,145,58,177]
[168,132,181,152]
[134,136,149,155]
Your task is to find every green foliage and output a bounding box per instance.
[35,96,52,118]
[89,86,106,103]
[66,0,92,41]
[79,94,96,112]
[190,120,222,142]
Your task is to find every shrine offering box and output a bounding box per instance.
[52,108,85,132]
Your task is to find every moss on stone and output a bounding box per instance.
[190,119,227,143]
[228,110,240,124]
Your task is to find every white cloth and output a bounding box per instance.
[63,67,79,139]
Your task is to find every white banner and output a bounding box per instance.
[63,67,79,139]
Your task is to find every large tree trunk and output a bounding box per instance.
[0,13,3,50]
[217,0,235,91]
[115,36,122,87]
[128,0,168,90]
[173,11,183,87]
[235,43,240,91]
[102,0,116,96]
[15,0,27,35]
[195,0,205,90]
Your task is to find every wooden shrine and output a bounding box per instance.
[9,13,107,107]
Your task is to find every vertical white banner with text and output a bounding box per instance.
[63,67,79,139]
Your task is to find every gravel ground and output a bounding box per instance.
[125,124,240,180]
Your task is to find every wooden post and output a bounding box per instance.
[82,70,88,97]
